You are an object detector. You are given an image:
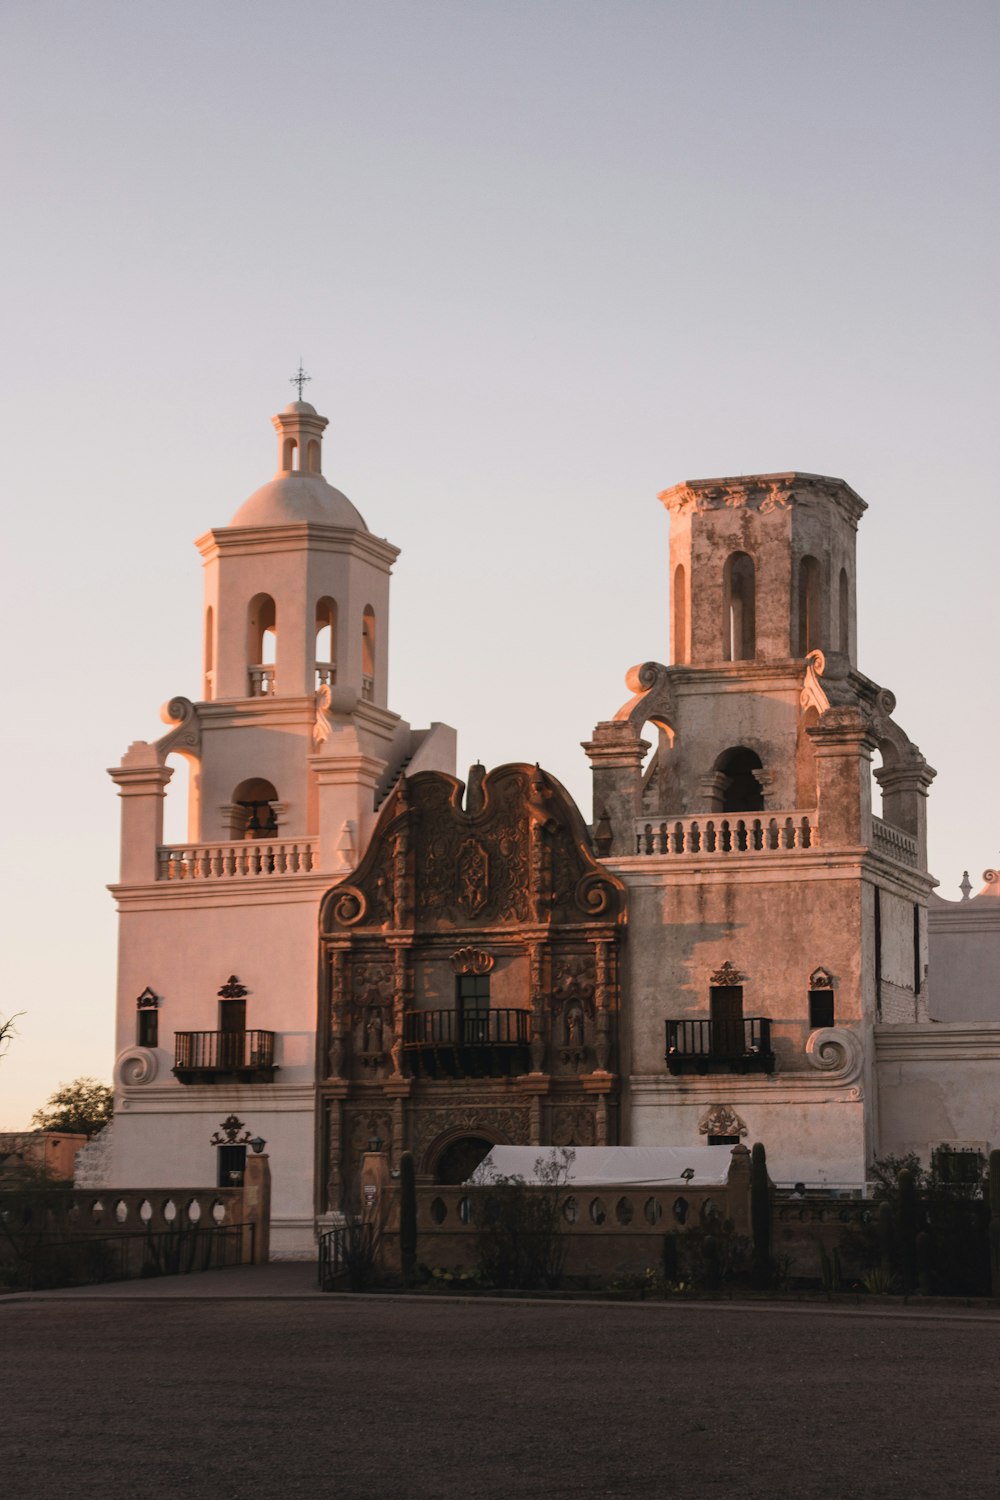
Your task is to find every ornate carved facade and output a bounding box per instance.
[318,763,625,1204]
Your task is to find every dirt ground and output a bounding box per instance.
[2,1294,998,1500]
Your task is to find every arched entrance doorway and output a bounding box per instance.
[432,1135,495,1185]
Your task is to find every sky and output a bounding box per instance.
[1,0,998,1128]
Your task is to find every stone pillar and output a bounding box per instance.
[242,1152,271,1264]
[874,762,936,869]
[807,707,877,850]
[108,746,174,885]
[312,751,385,873]
[581,722,650,857]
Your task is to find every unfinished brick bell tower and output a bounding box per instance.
[584,472,936,1188]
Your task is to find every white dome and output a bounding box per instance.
[229,474,368,530]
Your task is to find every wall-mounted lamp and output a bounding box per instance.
[368,1137,383,1152]
[250,1137,266,1155]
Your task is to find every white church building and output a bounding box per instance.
[93,393,1000,1256]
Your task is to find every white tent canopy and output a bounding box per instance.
[467,1145,736,1189]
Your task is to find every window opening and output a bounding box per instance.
[217,1144,246,1188]
[361,606,376,700]
[672,563,688,665]
[838,568,850,654]
[136,987,159,1048]
[456,973,490,1045]
[707,1134,740,1146]
[315,597,337,687]
[723,552,756,661]
[809,989,835,1029]
[715,746,764,813]
[710,984,744,1058]
[797,555,823,656]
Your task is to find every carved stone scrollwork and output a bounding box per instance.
[804,1027,864,1086]
[330,886,367,927]
[709,960,744,987]
[809,966,835,989]
[155,696,202,760]
[114,1047,159,1087]
[800,650,830,717]
[450,946,494,975]
[574,872,616,916]
[551,1106,596,1148]
[611,660,677,740]
[698,1104,747,1139]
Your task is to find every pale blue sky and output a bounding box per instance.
[1,1,998,1126]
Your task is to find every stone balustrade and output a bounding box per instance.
[871,815,919,868]
[248,664,275,696]
[634,811,815,857]
[157,839,317,880]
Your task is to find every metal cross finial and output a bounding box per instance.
[290,360,311,401]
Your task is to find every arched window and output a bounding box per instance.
[282,437,299,472]
[838,568,850,655]
[247,594,276,696]
[672,564,688,665]
[203,606,214,700]
[315,597,337,687]
[723,552,755,661]
[307,439,321,473]
[231,778,279,839]
[361,606,376,701]
[714,746,764,813]
[797,556,823,655]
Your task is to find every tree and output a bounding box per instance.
[0,1012,23,1059]
[31,1078,113,1138]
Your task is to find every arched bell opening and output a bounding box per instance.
[712,746,764,813]
[315,597,337,688]
[722,552,756,662]
[230,777,279,840]
[247,593,277,696]
[672,563,688,665]
[796,555,824,656]
[361,605,376,701]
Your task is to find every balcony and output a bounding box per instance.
[665,1017,775,1076]
[402,1009,532,1079]
[173,1030,277,1084]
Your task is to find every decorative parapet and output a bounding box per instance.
[658,471,867,529]
[634,811,815,857]
[156,838,317,880]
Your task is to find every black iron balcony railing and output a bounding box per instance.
[402,1009,532,1079]
[173,1030,277,1084]
[664,1017,774,1076]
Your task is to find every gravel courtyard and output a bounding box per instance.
[2,1287,997,1500]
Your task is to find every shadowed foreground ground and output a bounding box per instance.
[2,1291,998,1499]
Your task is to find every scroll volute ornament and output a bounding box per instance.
[450,946,494,976]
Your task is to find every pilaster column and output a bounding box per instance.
[312,752,385,873]
[874,763,936,870]
[108,747,174,884]
[807,708,877,849]
[581,722,650,857]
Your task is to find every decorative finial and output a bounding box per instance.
[960,870,972,901]
[290,360,311,402]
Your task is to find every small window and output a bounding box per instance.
[217,1144,246,1188]
[933,1148,983,1187]
[136,986,159,1048]
[809,989,835,1029]
[707,1134,740,1146]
